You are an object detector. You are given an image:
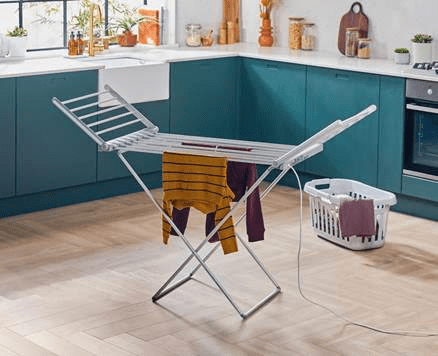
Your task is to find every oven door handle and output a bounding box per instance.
[406,103,438,115]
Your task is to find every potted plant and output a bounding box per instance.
[394,48,410,65]
[110,4,145,47]
[6,26,28,57]
[411,33,433,63]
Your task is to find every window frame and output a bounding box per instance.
[0,0,147,51]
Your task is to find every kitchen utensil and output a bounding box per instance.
[201,29,214,47]
[0,34,9,57]
[338,2,368,55]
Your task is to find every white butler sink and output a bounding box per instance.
[69,55,169,107]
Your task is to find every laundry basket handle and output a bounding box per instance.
[303,178,335,204]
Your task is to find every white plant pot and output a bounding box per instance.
[412,42,432,63]
[394,52,410,65]
[8,36,28,57]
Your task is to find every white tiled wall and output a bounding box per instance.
[176,0,438,59]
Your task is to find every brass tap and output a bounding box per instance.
[88,2,103,56]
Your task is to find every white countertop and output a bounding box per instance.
[1,43,437,82]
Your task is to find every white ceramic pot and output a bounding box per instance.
[412,42,432,63]
[8,36,28,57]
[394,52,410,65]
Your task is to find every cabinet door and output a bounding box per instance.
[97,100,169,181]
[240,58,306,145]
[0,78,16,198]
[170,58,238,139]
[17,71,98,195]
[378,76,405,193]
[305,67,380,185]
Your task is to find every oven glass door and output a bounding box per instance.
[405,101,438,177]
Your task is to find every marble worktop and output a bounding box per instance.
[0,43,436,82]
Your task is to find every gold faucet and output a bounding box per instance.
[88,2,103,56]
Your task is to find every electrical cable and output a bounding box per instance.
[288,164,438,338]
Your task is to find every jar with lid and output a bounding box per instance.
[288,17,304,49]
[185,24,202,47]
[345,27,359,57]
[358,38,371,59]
[301,22,315,50]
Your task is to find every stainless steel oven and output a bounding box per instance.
[404,79,438,181]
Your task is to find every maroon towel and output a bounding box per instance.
[170,162,265,243]
[339,199,376,237]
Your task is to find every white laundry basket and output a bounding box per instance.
[303,178,397,250]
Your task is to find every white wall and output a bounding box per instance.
[176,0,438,59]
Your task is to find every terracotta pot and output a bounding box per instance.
[258,19,273,47]
[118,31,137,47]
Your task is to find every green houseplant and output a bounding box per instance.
[6,26,28,57]
[394,47,410,65]
[411,33,433,63]
[110,3,145,47]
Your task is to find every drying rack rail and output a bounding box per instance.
[52,84,377,319]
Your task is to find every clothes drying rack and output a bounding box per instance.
[53,84,377,319]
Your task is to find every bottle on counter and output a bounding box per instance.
[68,31,77,56]
[345,27,359,57]
[301,22,315,50]
[288,17,304,49]
[358,38,371,59]
[76,31,84,55]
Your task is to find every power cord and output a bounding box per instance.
[289,164,438,338]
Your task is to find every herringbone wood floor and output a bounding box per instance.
[0,185,438,355]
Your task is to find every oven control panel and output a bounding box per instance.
[406,79,438,102]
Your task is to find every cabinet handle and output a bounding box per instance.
[266,64,279,70]
[49,76,67,86]
[335,73,350,80]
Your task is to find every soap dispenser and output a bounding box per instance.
[68,31,77,56]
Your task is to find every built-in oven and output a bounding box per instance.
[404,79,438,181]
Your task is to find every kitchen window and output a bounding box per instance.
[0,0,171,51]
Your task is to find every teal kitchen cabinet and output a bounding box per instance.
[16,71,98,195]
[378,76,405,193]
[0,78,16,198]
[170,58,239,139]
[97,100,169,181]
[240,58,306,145]
[305,67,380,185]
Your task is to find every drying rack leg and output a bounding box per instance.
[118,151,289,319]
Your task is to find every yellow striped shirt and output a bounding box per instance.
[162,151,237,254]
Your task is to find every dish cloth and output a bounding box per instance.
[339,199,376,237]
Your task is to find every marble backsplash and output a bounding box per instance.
[175,0,438,60]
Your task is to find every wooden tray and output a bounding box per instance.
[338,2,368,55]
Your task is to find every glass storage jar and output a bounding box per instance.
[185,24,202,47]
[301,22,315,50]
[358,38,371,59]
[345,27,359,57]
[288,17,304,49]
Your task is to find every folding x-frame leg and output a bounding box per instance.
[118,151,290,319]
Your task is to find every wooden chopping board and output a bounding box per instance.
[338,2,368,55]
[224,0,240,42]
